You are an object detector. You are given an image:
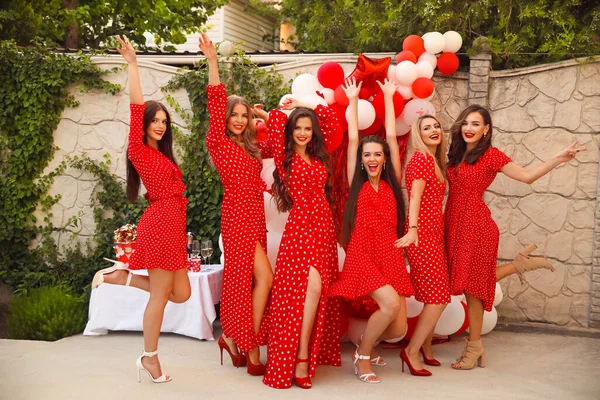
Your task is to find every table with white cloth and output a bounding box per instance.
[84,265,223,340]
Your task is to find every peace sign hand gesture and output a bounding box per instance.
[115,35,137,65]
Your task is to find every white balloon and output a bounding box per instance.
[291,74,321,98]
[418,52,438,69]
[218,40,235,56]
[422,32,432,40]
[321,88,335,105]
[300,93,328,109]
[220,253,225,265]
[481,307,498,335]
[443,31,463,53]
[403,99,436,126]
[347,99,376,130]
[493,282,504,306]
[406,296,424,318]
[387,65,398,83]
[218,233,224,251]
[396,84,413,100]
[395,115,411,137]
[266,231,282,272]
[264,192,289,233]
[394,61,418,86]
[415,61,434,79]
[424,31,445,55]
[260,158,276,190]
[337,243,346,272]
[434,296,464,336]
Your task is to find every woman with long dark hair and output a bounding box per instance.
[445,104,586,369]
[329,78,413,384]
[91,36,191,383]
[199,34,273,376]
[263,96,342,389]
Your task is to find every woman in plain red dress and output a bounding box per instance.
[263,97,342,389]
[329,78,413,384]
[91,36,191,383]
[396,115,450,376]
[199,34,273,375]
[445,104,587,370]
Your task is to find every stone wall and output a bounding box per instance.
[43,55,599,328]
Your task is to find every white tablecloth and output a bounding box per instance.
[84,265,223,340]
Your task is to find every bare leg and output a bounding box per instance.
[247,242,273,364]
[465,293,484,341]
[420,329,436,360]
[404,303,447,370]
[496,263,518,281]
[295,267,322,379]
[103,268,190,303]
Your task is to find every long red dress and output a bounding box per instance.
[127,104,189,271]
[206,84,272,352]
[404,152,450,304]
[263,107,342,389]
[445,147,512,311]
[329,181,414,310]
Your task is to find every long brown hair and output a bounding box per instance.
[226,95,262,161]
[447,105,493,168]
[126,100,178,202]
[339,136,406,247]
[408,114,447,182]
[271,108,333,213]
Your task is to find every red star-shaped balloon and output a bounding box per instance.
[346,54,391,99]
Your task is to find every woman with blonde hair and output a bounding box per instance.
[396,114,449,376]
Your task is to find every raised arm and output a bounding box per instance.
[116,35,142,105]
[377,79,402,183]
[501,142,587,184]
[199,33,220,86]
[342,78,361,183]
[267,109,288,173]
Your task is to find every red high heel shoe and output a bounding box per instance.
[419,347,441,366]
[245,353,266,376]
[293,358,312,389]
[218,336,246,368]
[400,349,432,376]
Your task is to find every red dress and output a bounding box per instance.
[263,107,342,389]
[445,147,512,311]
[329,181,414,310]
[206,84,272,352]
[404,152,450,304]
[127,104,189,271]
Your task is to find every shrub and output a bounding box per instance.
[7,286,86,341]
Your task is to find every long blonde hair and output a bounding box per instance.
[225,95,262,160]
[408,114,447,182]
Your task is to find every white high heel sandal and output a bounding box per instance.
[136,350,171,383]
[353,350,380,384]
[91,258,130,289]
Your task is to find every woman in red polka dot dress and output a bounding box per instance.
[92,36,191,383]
[396,115,450,376]
[263,97,343,389]
[445,105,587,370]
[199,34,273,375]
[329,78,413,384]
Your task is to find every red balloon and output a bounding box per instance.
[346,54,391,100]
[437,52,460,75]
[371,91,406,121]
[359,86,372,100]
[396,50,417,64]
[334,85,349,107]
[454,301,469,335]
[318,61,345,89]
[412,77,435,99]
[326,125,344,153]
[330,102,348,133]
[253,119,267,141]
[402,35,425,58]
[360,117,383,135]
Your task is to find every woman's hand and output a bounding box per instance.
[116,35,137,65]
[342,77,362,100]
[199,32,217,63]
[395,229,418,248]
[554,141,587,164]
[251,104,268,120]
[377,78,397,97]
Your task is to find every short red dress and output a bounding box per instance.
[206,83,272,352]
[329,181,414,309]
[404,152,450,305]
[127,104,189,271]
[445,147,512,311]
[263,107,342,389]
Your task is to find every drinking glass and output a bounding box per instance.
[201,240,213,265]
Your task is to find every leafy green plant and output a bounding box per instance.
[7,286,87,341]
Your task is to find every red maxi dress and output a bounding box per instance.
[445,147,512,311]
[404,152,450,304]
[329,181,414,312]
[206,84,272,352]
[127,104,189,271]
[263,107,343,389]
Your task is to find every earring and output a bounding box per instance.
[361,164,364,170]
[383,162,386,170]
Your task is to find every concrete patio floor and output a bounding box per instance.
[1,327,599,400]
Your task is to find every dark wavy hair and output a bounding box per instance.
[271,108,333,213]
[447,104,493,168]
[126,100,178,202]
[339,136,406,247]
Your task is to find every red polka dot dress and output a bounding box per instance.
[404,152,450,304]
[329,181,414,309]
[206,84,272,352]
[263,107,343,389]
[445,147,512,311]
[127,104,189,271]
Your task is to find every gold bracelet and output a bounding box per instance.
[409,225,418,230]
